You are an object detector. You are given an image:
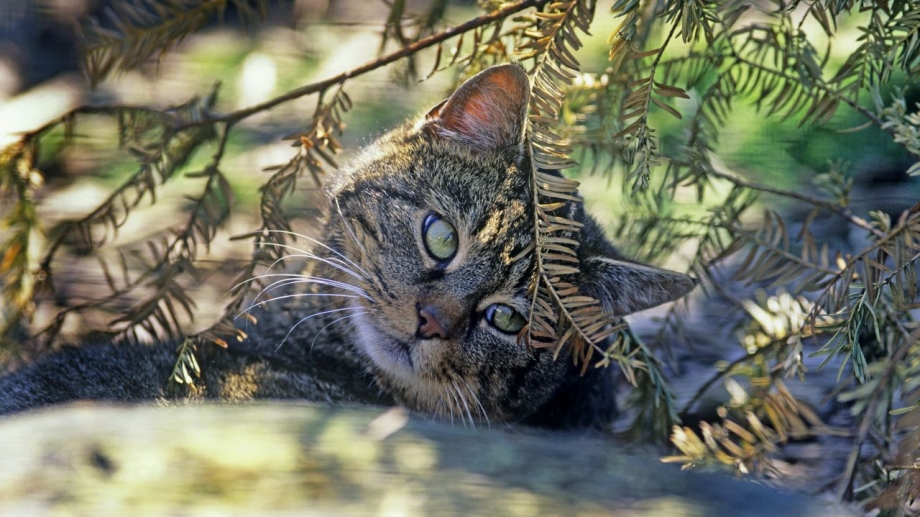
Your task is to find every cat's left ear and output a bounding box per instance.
[579,256,697,316]
[423,63,530,153]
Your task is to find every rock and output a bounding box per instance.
[0,403,857,516]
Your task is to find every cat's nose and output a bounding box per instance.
[417,305,452,340]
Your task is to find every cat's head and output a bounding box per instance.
[324,64,695,425]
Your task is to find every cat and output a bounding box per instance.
[0,64,695,429]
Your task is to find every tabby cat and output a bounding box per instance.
[0,64,695,429]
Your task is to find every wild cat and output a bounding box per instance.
[0,64,695,429]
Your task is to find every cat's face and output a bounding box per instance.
[331,130,569,423]
[320,65,695,424]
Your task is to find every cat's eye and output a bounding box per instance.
[485,304,527,334]
[422,213,458,262]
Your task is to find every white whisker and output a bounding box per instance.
[238,273,373,303]
[427,377,437,414]
[434,393,444,417]
[263,228,371,279]
[237,293,364,320]
[239,272,365,296]
[255,277,316,296]
[334,196,371,265]
[459,376,490,429]
[453,388,467,427]
[275,307,367,351]
[260,244,366,281]
[435,383,449,422]
[247,277,335,305]
[309,310,371,352]
[249,275,369,307]
[443,384,459,426]
[452,379,475,429]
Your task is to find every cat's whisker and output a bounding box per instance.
[434,383,450,424]
[433,388,444,416]
[292,275,372,300]
[334,197,371,266]
[239,273,372,305]
[275,307,368,352]
[245,276,335,307]
[229,273,310,297]
[237,293,365,321]
[423,377,441,419]
[459,376,490,429]
[244,272,369,298]
[443,383,461,427]
[254,277,315,298]
[247,275,369,308]
[427,377,436,414]
[449,381,467,428]
[309,310,372,352]
[232,233,372,320]
[260,244,367,281]
[431,395,444,417]
[263,229,371,279]
[451,379,475,429]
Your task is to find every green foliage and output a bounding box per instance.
[578,1,919,512]
[80,0,270,85]
[880,88,920,175]
[1,0,919,514]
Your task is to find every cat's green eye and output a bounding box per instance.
[485,304,527,334]
[422,213,458,262]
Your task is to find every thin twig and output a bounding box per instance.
[678,266,776,415]
[837,337,911,501]
[181,0,547,128]
[19,106,180,141]
[811,211,920,320]
[732,54,886,129]
[705,167,885,239]
[169,122,233,254]
[38,121,212,271]
[33,123,234,347]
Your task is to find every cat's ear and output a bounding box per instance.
[579,256,697,316]
[423,64,530,152]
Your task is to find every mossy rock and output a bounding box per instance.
[0,403,856,516]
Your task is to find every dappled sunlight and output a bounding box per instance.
[0,55,20,100]
[236,52,277,108]
[0,75,84,147]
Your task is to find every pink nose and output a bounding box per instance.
[417,307,449,340]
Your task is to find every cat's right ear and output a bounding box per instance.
[579,256,697,316]
[422,64,530,153]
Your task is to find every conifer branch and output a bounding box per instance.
[33,123,233,347]
[39,104,216,274]
[837,338,912,501]
[697,161,884,239]
[80,0,271,85]
[196,0,548,127]
[617,16,684,192]
[0,141,42,351]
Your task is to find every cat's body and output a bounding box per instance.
[0,65,695,429]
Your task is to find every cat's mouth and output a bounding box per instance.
[381,336,414,369]
[349,311,492,422]
[351,312,425,380]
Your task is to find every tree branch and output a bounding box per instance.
[194,0,547,127]
[704,166,885,239]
